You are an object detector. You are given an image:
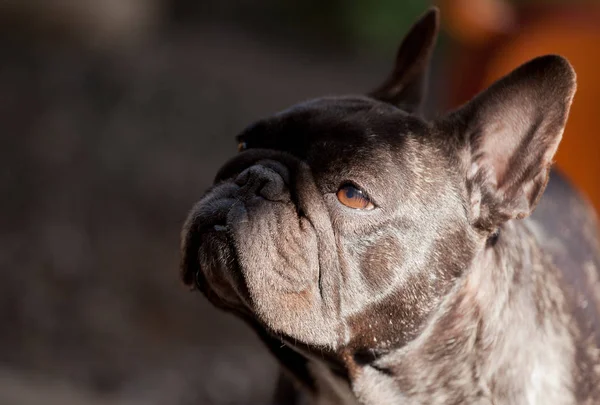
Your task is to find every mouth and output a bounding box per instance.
[180,189,236,283]
[181,200,256,311]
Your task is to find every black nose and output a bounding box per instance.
[234,160,290,202]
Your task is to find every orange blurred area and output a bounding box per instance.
[441,0,600,214]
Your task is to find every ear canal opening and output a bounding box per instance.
[486,228,501,248]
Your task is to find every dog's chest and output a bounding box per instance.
[527,172,600,400]
[529,172,600,342]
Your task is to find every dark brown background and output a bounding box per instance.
[0,1,436,404]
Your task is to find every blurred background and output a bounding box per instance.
[0,0,598,404]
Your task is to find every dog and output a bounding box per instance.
[180,7,600,404]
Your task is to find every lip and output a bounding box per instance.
[213,224,228,232]
[191,195,237,230]
[193,215,228,235]
[202,216,231,238]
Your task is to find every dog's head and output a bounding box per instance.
[181,7,575,364]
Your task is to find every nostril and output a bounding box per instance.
[234,169,250,187]
[234,167,268,189]
[259,177,286,201]
[234,165,289,202]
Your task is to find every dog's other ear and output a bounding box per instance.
[443,55,576,231]
[369,7,439,114]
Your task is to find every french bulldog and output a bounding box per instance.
[180,7,600,405]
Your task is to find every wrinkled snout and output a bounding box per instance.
[180,156,295,289]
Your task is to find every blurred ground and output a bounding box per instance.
[0,2,435,403]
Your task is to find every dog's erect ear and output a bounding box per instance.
[442,55,576,231]
[369,7,439,114]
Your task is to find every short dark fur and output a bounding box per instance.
[180,7,600,404]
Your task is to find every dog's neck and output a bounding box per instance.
[306,220,577,405]
[448,220,575,404]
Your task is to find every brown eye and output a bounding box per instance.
[237,141,247,152]
[336,184,374,210]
